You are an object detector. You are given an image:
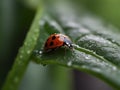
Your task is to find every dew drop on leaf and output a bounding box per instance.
[67,61,72,66]
[19,55,23,59]
[33,50,43,57]
[113,66,117,71]
[27,50,31,54]
[85,56,90,60]
[14,77,19,83]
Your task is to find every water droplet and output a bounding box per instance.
[93,52,96,54]
[33,50,43,58]
[67,61,72,66]
[14,77,19,83]
[20,55,23,59]
[85,56,89,59]
[93,68,101,72]
[27,50,31,54]
[81,65,85,68]
[24,42,28,46]
[113,66,117,70]
[38,50,43,54]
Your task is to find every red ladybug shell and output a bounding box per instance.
[44,33,73,52]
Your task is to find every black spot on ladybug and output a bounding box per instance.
[52,36,56,40]
[49,41,54,46]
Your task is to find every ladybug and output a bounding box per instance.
[44,33,73,52]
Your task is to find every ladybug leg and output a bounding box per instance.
[62,42,67,56]
[52,47,59,51]
[44,49,53,53]
[49,47,59,52]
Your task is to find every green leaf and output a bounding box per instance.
[2,7,43,90]
[3,0,120,90]
[32,1,120,90]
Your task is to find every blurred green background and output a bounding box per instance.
[0,0,120,90]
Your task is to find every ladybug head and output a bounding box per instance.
[63,38,73,49]
[65,42,73,49]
